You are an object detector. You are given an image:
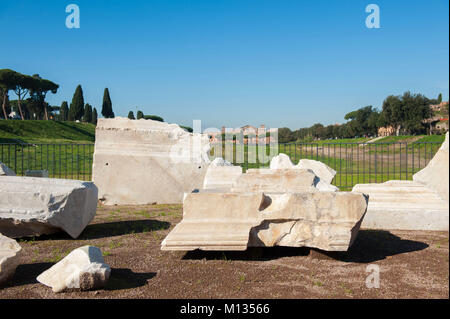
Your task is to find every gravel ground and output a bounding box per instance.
[0,203,448,299]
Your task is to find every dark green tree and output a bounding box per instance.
[128,111,135,119]
[143,114,164,122]
[136,110,144,119]
[84,103,93,123]
[28,74,59,120]
[10,71,34,120]
[101,88,114,118]
[0,69,17,120]
[437,93,442,104]
[60,101,69,121]
[68,85,84,121]
[92,107,98,124]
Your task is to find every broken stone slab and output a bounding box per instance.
[37,246,110,293]
[353,180,449,231]
[203,165,243,191]
[0,234,22,287]
[25,169,49,178]
[269,153,295,169]
[230,167,338,193]
[269,154,337,184]
[93,117,211,205]
[161,191,368,252]
[296,159,337,185]
[352,133,449,231]
[0,162,15,176]
[265,154,338,192]
[231,168,318,193]
[413,132,449,203]
[0,176,98,238]
[162,192,267,251]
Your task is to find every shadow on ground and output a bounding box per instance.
[8,262,55,287]
[105,268,156,291]
[183,230,429,263]
[30,219,171,241]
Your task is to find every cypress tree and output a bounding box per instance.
[437,93,442,104]
[128,111,135,119]
[136,110,144,119]
[68,85,84,121]
[84,103,92,123]
[60,101,68,121]
[101,88,114,118]
[92,107,98,124]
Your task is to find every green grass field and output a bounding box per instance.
[0,120,96,143]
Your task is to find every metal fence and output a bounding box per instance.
[0,141,442,190]
[0,143,94,181]
[209,141,442,190]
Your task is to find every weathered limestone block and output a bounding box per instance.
[203,165,242,190]
[269,153,295,169]
[265,154,338,192]
[231,168,318,193]
[37,246,110,293]
[296,159,336,185]
[249,192,368,251]
[0,176,98,238]
[0,234,22,286]
[353,133,449,231]
[161,191,368,251]
[0,162,15,176]
[162,192,267,251]
[93,117,211,205]
[353,180,449,231]
[413,132,449,202]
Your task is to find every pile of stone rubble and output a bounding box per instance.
[1,119,448,292]
[162,154,369,252]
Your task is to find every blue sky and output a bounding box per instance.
[1,0,448,130]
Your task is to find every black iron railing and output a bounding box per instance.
[0,141,442,190]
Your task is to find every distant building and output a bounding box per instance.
[207,124,276,144]
[378,126,395,137]
[430,101,449,112]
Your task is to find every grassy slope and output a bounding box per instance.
[0,120,95,143]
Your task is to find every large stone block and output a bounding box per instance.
[0,176,98,238]
[352,133,449,231]
[353,180,449,231]
[231,168,318,193]
[93,117,211,205]
[0,234,22,286]
[37,246,110,293]
[203,166,242,190]
[161,191,368,251]
[296,159,336,185]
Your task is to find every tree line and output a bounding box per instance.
[127,110,164,122]
[277,91,446,143]
[0,68,115,123]
[0,69,58,120]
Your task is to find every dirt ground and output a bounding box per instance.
[0,204,448,299]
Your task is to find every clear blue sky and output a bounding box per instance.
[1,0,448,130]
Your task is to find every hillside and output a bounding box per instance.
[0,120,95,144]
